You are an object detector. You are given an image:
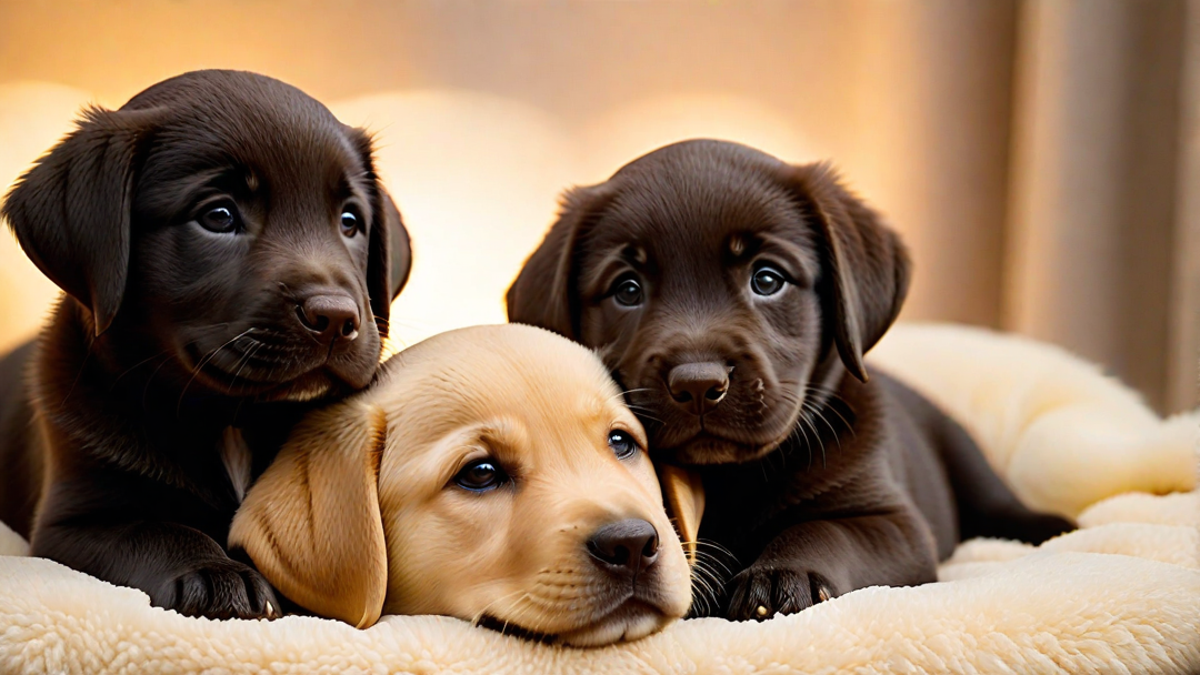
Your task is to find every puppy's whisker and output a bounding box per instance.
[693,539,737,567]
[784,412,815,470]
[794,408,826,468]
[225,341,264,394]
[177,328,256,413]
[385,317,438,332]
[116,324,234,391]
[804,384,851,408]
[803,399,845,453]
[688,549,730,616]
[495,593,539,639]
[625,409,663,424]
[469,588,530,628]
[804,387,855,437]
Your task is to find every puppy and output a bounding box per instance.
[507,139,1073,621]
[0,70,412,620]
[229,324,692,646]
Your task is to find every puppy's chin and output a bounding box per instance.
[178,341,377,402]
[657,424,796,465]
[556,603,674,648]
[631,385,803,465]
[256,371,340,402]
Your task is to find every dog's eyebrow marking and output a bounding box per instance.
[335,176,356,201]
[337,174,376,224]
[244,171,259,193]
[729,235,746,257]
[627,245,647,265]
[578,246,639,298]
[757,232,819,286]
[581,395,605,422]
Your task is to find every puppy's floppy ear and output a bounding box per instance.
[658,464,705,566]
[786,162,911,382]
[506,183,614,338]
[381,191,412,302]
[348,128,411,339]
[1,106,159,335]
[229,401,389,628]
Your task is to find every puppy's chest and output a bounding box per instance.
[697,462,800,535]
[219,427,253,504]
[697,447,875,544]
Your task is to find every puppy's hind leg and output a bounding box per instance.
[935,411,1075,545]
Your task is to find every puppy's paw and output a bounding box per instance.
[156,558,281,620]
[725,565,834,622]
[1015,512,1076,545]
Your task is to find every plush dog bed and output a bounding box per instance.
[1,323,1197,674]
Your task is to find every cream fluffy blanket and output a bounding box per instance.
[1,323,1198,674]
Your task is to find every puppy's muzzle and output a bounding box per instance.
[667,362,730,416]
[587,518,660,580]
[296,293,361,344]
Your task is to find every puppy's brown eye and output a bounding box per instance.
[612,277,643,307]
[198,203,240,234]
[454,459,508,492]
[340,211,359,238]
[608,430,638,460]
[751,265,786,296]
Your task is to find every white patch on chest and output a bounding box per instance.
[221,426,253,504]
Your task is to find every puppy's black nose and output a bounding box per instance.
[296,294,360,343]
[587,519,659,578]
[667,362,730,415]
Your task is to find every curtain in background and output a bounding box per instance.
[0,0,1195,412]
[1005,0,1197,414]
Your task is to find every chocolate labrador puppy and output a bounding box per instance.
[507,139,1072,621]
[0,70,411,620]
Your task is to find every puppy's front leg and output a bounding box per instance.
[724,507,937,621]
[33,520,280,620]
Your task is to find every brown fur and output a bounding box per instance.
[507,139,1073,620]
[0,70,411,620]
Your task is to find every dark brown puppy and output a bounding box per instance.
[0,70,412,620]
[507,139,1072,621]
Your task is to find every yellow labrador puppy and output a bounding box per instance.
[229,324,693,646]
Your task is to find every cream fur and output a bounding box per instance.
[1,322,1198,673]
[870,322,1198,517]
[229,324,692,643]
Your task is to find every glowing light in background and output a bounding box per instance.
[332,90,579,352]
[2,84,812,354]
[578,93,816,181]
[0,82,99,354]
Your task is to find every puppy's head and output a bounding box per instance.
[507,139,909,464]
[230,324,692,646]
[2,70,412,401]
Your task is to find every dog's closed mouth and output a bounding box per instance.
[555,600,672,647]
[182,341,348,400]
[659,429,792,466]
[476,598,669,647]
[475,614,559,644]
[635,396,801,464]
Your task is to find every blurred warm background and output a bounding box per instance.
[0,0,1197,413]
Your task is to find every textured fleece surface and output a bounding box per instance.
[2,322,1197,674]
[1,491,1197,675]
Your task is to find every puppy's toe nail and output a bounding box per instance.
[817,586,831,603]
[755,605,770,618]
[265,601,275,618]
